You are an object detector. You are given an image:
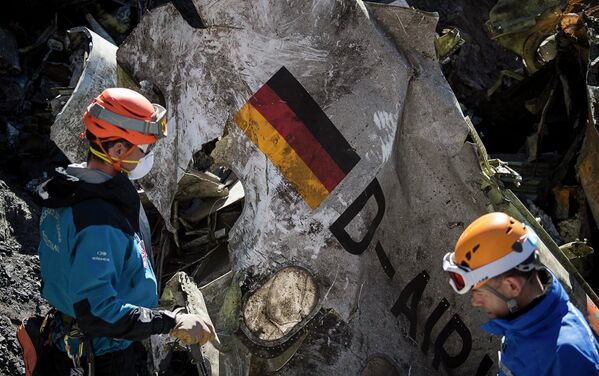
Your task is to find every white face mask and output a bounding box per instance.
[128,151,154,180]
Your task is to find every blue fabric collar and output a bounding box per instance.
[481,271,569,337]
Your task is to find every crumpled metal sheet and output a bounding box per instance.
[117,2,498,374]
[156,272,218,374]
[38,1,599,374]
[486,0,564,74]
[579,8,599,234]
[579,122,599,230]
[434,28,465,62]
[50,27,118,162]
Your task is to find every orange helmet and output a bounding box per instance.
[83,87,167,145]
[443,212,540,294]
[83,88,167,172]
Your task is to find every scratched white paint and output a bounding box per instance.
[50,27,117,163]
[111,1,502,375]
[373,110,398,162]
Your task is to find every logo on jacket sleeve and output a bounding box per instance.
[136,236,149,269]
[92,251,110,262]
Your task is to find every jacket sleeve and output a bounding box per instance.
[548,343,599,376]
[68,225,176,340]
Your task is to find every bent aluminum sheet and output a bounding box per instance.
[117,1,499,374]
[50,27,117,162]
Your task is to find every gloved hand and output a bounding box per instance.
[170,312,217,345]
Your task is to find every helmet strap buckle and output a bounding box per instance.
[506,298,519,313]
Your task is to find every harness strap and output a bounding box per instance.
[57,312,95,375]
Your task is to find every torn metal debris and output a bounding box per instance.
[434,27,465,63]
[50,27,117,163]
[560,240,594,277]
[151,271,218,374]
[29,0,599,375]
[487,0,563,73]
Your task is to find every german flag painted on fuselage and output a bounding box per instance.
[234,67,360,208]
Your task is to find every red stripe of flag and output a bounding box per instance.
[249,85,346,192]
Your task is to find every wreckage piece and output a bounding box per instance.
[560,241,594,278]
[577,115,599,237]
[197,271,256,375]
[181,228,226,253]
[117,1,499,374]
[487,0,564,74]
[180,180,245,224]
[151,272,219,374]
[50,27,117,163]
[434,28,465,63]
[578,9,599,239]
[175,170,229,202]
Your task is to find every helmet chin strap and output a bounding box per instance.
[90,142,140,173]
[482,273,534,313]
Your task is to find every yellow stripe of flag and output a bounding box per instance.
[234,102,329,208]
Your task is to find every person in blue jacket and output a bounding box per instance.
[36,88,216,375]
[442,212,599,375]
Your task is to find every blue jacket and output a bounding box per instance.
[482,271,599,375]
[37,166,175,356]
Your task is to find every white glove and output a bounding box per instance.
[170,312,217,345]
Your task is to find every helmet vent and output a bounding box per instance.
[472,244,480,253]
[512,241,523,253]
[506,226,513,234]
[460,261,470,268]
[466,251,472,261]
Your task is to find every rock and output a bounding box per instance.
[0,28,20,74]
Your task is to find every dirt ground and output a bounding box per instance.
[0,173,50,375]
